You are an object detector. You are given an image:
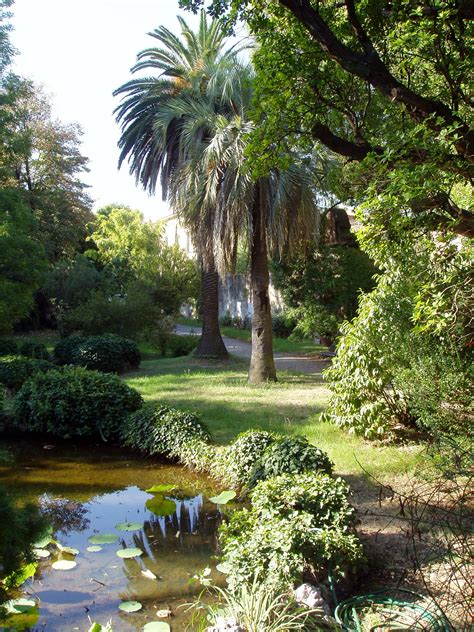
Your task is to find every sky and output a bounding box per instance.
[10,0,204,219]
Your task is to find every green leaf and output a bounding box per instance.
[34,548,50,558]
[86,545,103,552]
[143,623,171,632]
[56,543,79,555]
[1,598,36,615]
[3,562,37,589]
[51,560,77,570]
[146,484,177,493]
[208,490,236,505]
[33,528,53,549]
[115,521,143,532]
[145,495,176,517]
[88,533,119,545]
[119,600,142,612]
[216,562,231,574]
[116,547,143,558]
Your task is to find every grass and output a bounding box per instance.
[178,317,326,355]
[125,354,421,479]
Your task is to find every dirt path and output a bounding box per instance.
[176,324,330,375]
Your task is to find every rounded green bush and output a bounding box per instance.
[249,436,333,486]
[52,335,86,365]
[0,356,55,391]
[17,341,49,360]
[71,334,141,373]
[219,472,363,592]
[121,404,210,457]
[0,338,18,357]
[166,334,199,357]
[14,367,143,440]
[212,430,278,487]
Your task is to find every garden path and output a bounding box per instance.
[176,324,330,375]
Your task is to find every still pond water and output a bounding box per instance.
[0,440,225,631]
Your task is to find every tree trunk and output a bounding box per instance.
[249,197,277,383]
[195,255,228,359]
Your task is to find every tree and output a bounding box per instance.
[114,11,247,359]
[180,0,473,240]
[170,63,319,382]
[0,78,93,260]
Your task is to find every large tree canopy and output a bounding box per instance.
[180,0,473,238]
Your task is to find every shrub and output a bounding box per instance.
[121,405,210,458]
[0,356,55,391]
[71,334,141,373]
[165,333,199,357]
[53,335,86,365]
[14,367,143,440]
[219,312,233,327]
[0,338,17,356]
[176,437,217,472]
[249,436,333,487]
[212,430,278,487]
[17,341,49,360]
[271,312,297,339]
[219,473,363,592]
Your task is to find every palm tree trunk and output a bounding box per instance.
[249,196,277,383]
[195,255,228,359]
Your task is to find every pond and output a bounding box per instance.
[0,440,225,631]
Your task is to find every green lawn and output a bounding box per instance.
[178,317,326,355]
[126,355,421,479]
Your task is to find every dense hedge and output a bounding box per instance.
[14,367,143,440]
[162,334,199,357]
[0,356,55,391]
[53,334,140,373]
[219,473,363,591]
[121,404,210,457]
[17,341,49,360]
[249,436,333,486]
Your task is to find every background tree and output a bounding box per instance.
[114,11,248,359]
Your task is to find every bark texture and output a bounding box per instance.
[249,197,277,383]
[195,257,228,359]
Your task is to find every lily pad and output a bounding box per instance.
[51,560,77,570]
[56,543,79,555]
[115,521,143,532]
[146,484,176,494]
[88,533,119,545]
[208,490,237,505]
[86,545,103,552]
[34,548,50,559]
[116,547,143,559]
[119,600,142,613]
[2,598,36,614]
[143,623,170,632]
[145,495,176,517]
[33,532,52,549]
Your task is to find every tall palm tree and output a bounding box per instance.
[170,64,319,383]
[114,11,247,358]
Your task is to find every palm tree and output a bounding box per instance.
[114,11,247,358]
[170,64,319,383]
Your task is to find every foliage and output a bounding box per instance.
[271,311,297,339]
[212,429,277,487]
[250,436,333,487]
[189,576,331,631]
[219,472,363,591]
[0,355,54,391]
[163,334,199,357]
[70,334,140,373]
[0,485,49,599]
[52,335,86,365]
[175,437,216,473]
[14,367,143,440]
[273,245,376,342]
[0,189,47,333]
[0,337,16,356]
[121,404,210,458]
[17,341,49,360]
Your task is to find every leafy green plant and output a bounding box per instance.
[219,473,363,592]
[71,334,141,373]
[0,338,17,356]
[17,341,49,360]
[212,429,278,487]
[52,335,86,365]
[176,437,216,472]
[189,575,332,631]
[121,404,210,458]
[0,356,55,391]
[165,333,199,357]
[14,367,143,440]
[249,436,333,487]
[272,311,298,339]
